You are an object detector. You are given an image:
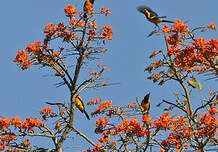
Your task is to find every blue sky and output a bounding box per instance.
[0,0,217,151]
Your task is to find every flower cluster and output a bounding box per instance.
[93,116,151,151]
[22,139,30,147]
[94,117,109,134]
[165,20,217,73]
[101,25,113,40]
[14,6,113,71]
[206,22,216,30]
[13,49,32,70]
[55,121,65,133]
[127,102,136,109]
[142,114,152,124]
[40,107,56,120]
[0,116,45,150]
[153,113,173,130]
[88,19,98,29]
[44,22,72,42]
[101,7,112,16]
[0,116,44,132]
[175,38,218,73]
[195,108,217,138]
[23,117,45,132]
[87,97,103,105]
[14,40,62,70]
[40,106,52,114]
[64,5,77,17]
[69,17,84,27]
[114,118,149,137]
[146,20,217,84]
[91,100,112,116]
[154,107,217,151]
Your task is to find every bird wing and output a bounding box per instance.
[137,6,159,17]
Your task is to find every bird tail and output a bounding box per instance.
[157,16,167,18]
[162,20,174,23]
[84,110,90,120]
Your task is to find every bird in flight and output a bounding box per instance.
[137,5,173,28]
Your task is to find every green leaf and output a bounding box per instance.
[187,79,197,88]
[197,80,204,90]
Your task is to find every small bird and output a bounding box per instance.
[141,93,150,114]
[83,0,95,19]
[75,96,90,120]
[137,6,173,27]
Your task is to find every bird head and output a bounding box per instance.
[137,6,148,14]
[90,0,95,4]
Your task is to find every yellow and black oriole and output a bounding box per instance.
[75,96,90,120]
[137,6,173,27]
[83,0,95,19]
[141,93,150,114]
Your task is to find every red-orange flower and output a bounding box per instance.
[0,143,6,150]
[101,7,112,16]
[153,113,173,130]
[207,106,217,115]
[127,102,136,108]
[10,117,23,128]
[207,22,216,30]
[99,101,112,109]
[22,139,30,146]
[93,143,103,151]
[172,19,188,36]
[168,132,183,149]
[95,117,109,128]
[88,19,98,29]
[167,45,181,55]
[70,33,78,40]
[64,5,77,17]
[69,18,84,27]
[13,49,32,70]
[98,137,108,144]
[114,118,149,137]
[87,97,102,105]
[167,33,183,45]
[163,24,172,33]
[89,29,98,36]
[44,23,57,35]
[101,25,113,40]
[142,114,152,124]
[40,107,52,114]
[23,117,45,132]
[0,116,10,129]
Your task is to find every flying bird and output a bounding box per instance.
[137,6,173,27]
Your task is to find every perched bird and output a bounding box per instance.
[141,93,150,114]
[137,6,173,27]
[83,0,95,19]
[75,96,90,120]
